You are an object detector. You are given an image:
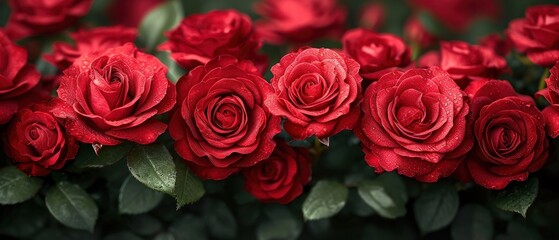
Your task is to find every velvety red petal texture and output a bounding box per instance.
[159,9,267,73]
[265,48,363,140]
[242,139,312,204]
[51,43,176,146]
[458,80,548,189]
[4,103,78,176]
[356,67,473,182]
[536,62,559,138]
[5,0,93,40]
[169,55,281,180]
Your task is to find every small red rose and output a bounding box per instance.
[536,61,559,138]
[243,139,312,204]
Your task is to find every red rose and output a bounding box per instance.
[265,48,362,140]
[169,55,281,180]
[159,10,267,73]
[0,31,41,125]
[51,43,176,146]
[506,5,559,67]
[342,28,411,81]
[404,16,437,48]
[356,67,472,182]
[457,80,548,189]
[4,103,78,176]
[108,0,164,27]
[44,26,137,70]
[243,139,311,204]
[254,0,346,45]
[5,0,93,40]
[410,0,499,32]
[358,3,385,31]
[536,62,559,138]
[479,33,511,57]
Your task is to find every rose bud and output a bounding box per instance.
[265,48,363,140]
[4,103,78,176]
[50,43,176,146]
[254,0,346,45]
[358,3,385,31]
[536,61,559,138]
[456,80,548,190]
[342,28,411,82]
[5,0,93,40]
[169,55,281,180]
[0,31,41,125]
[506,5,559,67]
[355,67,473,182]
[404,16,437,49]
[243,139,311,204]
[159,9,267,73]
[108,0,165,27]
[44,26,137,70]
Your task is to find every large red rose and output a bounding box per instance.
[254,0,346,45]
[506,5,559,67]
[169,55,281,180]
[51,43,176,146]
[159,10,267,73]
[243,139,311,204]
[356,67,472,182]
[44,26,137,70]
[0,31,41,125]
[108,0,164,27]
[5,0,93,40]
[536,62,559,138]
[5,103,78,176]
[410,0,499,32]
[265,48,362,140]
[342,28,411,81]
[456,80,548,189]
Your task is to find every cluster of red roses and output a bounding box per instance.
[1,0,559,204]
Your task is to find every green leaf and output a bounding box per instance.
[155,51,187,83]
[258,206,302,240]
[104,232,143,240]
[125,214,163,236]
[119,175,164,214]
[204,199,237,239]
[451,204,494,240]
[155,232,176,240]
[45,182,99,232]
[302,180,349,221]
[0,201,47,238]
[357,173,408,219]
[139,0,184,52]
[170,214,207,240]
[127,144,177,195]
[0,166,43,205]
[414,182,459,234]
[74,142,134,168]
[174,159,205,209]
[493,177,538,217]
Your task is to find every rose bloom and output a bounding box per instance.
[456,80,548,189]
[404,16,437,49]
[254,0,346,45]
[342,28,411,81]
[243,139,311,204]
[536,62,559,138]
[5,0,93,40]
[108,0,164,27]
[356,67,472,182]
[4,103,78,176]
[0,31,41,125]
[44,26,137,70]
[506,5,559,67]
[358,3,385,31]
[479,33,511,57]
[159,10,267,73]
[50,43,176,146]
[265,48,362,140]
[410,0,499,32]
[169,55,281,180]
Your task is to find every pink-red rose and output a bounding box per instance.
[265,48,363,140]
[44,26,137,70]
[5,0,93,40]
[254,0,346,45]
[4,103,78,176]
[342,28,411,81]
[457,80,548,189]
[243,139,311,204]
[159,10,267,73]
[0,31,41,125]
[536,62,559,138]
[169,55,281,180]
[506,5,559,67]
[356,67,472,182]
[51,43,176,146]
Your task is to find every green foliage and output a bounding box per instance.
[492,177,539,217]
[414,182,459,234]
[138,0,184,52]
[45,182,99,232]
[357,172,408,219]
[0,166,42,205]
[451,204,494,240]
[74,142,134,168]
[119,175,164,214]
[127,144,177,195]
[302,180,349,220]
[173,158,205,209]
